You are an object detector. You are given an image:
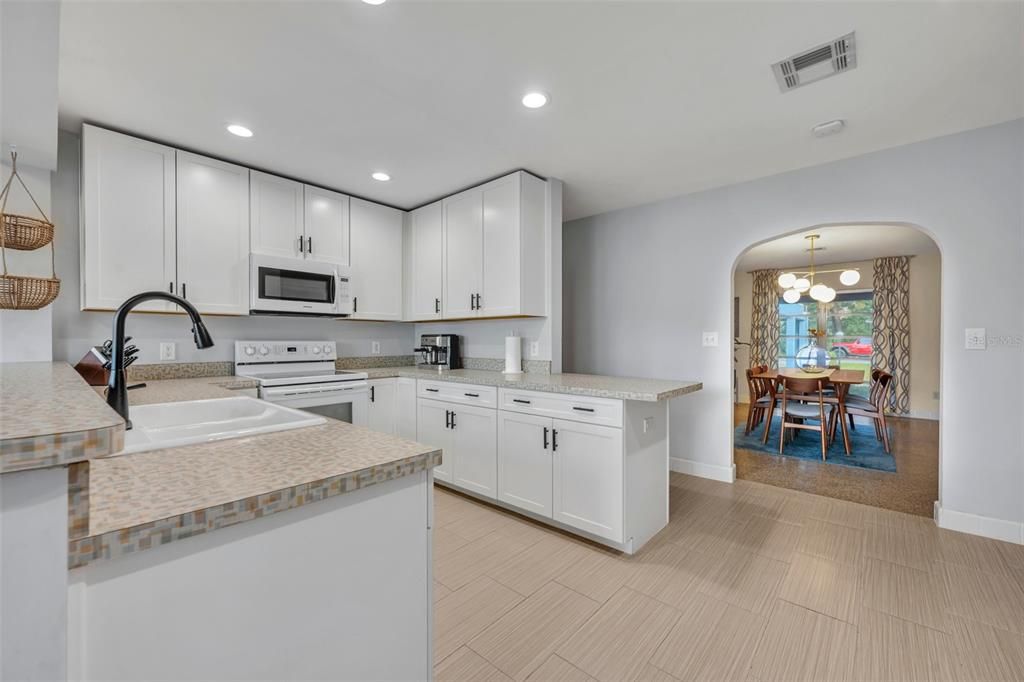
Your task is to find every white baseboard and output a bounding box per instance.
[934,502,1023,545]
[670,457,736,483]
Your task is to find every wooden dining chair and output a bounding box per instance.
[778,375,833,461]
[835,371,894,453]
[744,365,772,435]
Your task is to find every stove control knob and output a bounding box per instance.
[258,345,270,356]
[244,345,255,356]
[312,345,322,355]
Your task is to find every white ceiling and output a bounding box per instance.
[58,1,1023,221]
[735,224,940,271]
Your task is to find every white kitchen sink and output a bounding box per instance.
[118,396,326,455]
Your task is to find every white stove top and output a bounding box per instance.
[233,340,367,386]
[245,369,368,387]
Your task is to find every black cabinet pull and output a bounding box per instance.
[450,411,456,429]
[445,410,451,429]
[474,293,481,310]
[353,297,358,313]
[470,293,475,310]
[435,298,440,314]
[168,281,174,294]
[370,385,375,403]
[543,426,549,450]
[298,235,304,253]
[426,387,439,393]
[513,398,531,404]
[465,392,479,398]
[307,236,312,254]
[572,406,595,413]
[181,283,187,299]
[551,429,558,451]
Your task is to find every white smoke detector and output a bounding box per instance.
[772,33,857,92]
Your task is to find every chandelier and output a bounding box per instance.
[777,234,861,304]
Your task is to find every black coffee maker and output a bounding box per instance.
[414,334,462,370]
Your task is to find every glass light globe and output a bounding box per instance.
[819,286,837,303]
[809,283,829,301]
[839,269,861,286]
[793,278,811,293]
[778,272,797,288]
[782,288,801,304]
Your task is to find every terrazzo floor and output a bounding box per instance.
[733,403,939,517]
[432,474,1024,681]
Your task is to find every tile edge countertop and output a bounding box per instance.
[0,362,126,473]
[70,377,441,568]
[365,366,703,401]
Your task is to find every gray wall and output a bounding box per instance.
[564,119,1024,538]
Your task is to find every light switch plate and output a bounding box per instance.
[530,341,540,357]
[965,328,986,350]
[702,331,719,347]
[371,341,381,355]
[159,342,176,361]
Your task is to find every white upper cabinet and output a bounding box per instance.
[303,185,350,266]
[441,171,546,319]
[350,198,403,320]
[175,151,250,315]
[406,201,443,320]
[81,125,177,312]
[249,171,304,259]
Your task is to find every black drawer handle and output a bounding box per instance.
[543,426,549,450]
[551,428,558,451]
[513,398,531,404]
[425,388,439,393]
[465,392,479,398]
[572,406,595,413]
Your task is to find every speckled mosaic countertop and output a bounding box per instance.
[364,366,702,401]
[69,376,440,568]
[0,362,125,473]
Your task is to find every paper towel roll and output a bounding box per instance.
[503,336,523,375]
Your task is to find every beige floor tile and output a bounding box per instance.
[524,655,595,682]
[488,534,591,597]
[436,531,529,590]
[948,614,1024,681]
[807,495,871,529]
[435,576,524,662]
[797,518,864,565]
[938,529,1016,580]
[435,580,453,603]
[734,514,801,563]
[556,587,681,682]
[778,552,861,624]
[698,548,788,615]
[862,557,949,632]
[866,505,938,534]
[436,526,473,559]
[444,503,524,542]
[864,522,938,572]
[663,509,750,556]
[749,600,856,682]
[436,646,514,682]
[852,608,955,682]
[996,538,1024,568]
[650,591,766,681]
[942,560,1024,635]
[624,542,715,610]
[469,581,600,680]
[635,664,678,681]
[555,549,635,604]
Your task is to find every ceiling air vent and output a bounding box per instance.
[772,32,857,92]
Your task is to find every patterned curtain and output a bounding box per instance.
[873,256,911,414]
[750,269,780,367]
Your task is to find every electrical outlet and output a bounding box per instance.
[159,342,176,361]
[371,341,381,355]
[643,416,653,434]
[965,328,986,350]
[530,341,540,357]
[702,331,719,347]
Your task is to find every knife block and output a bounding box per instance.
[74,347,109,386]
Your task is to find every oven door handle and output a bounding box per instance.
[262,382,367,398]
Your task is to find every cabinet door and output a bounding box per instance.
[417,398,453,483]
[366,379,396,434]
[303,185,349,265]
[250,171,303,259]
[451,404,497,499]
[442,189,481,318]
[395,377,418,440]
[479,175,520,316]
[81,125,176,312]
[350,198,403,321]
[409,201,443,320]
[498,411,553,517]
[175,151,250,315]
[552,419,623,542]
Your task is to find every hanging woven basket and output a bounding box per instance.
[0,150,60,310]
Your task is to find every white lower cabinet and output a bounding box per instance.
[551,419,623,542]
[366,378,396,434]
[416,397,496,497]
[395,377,417,440]
[497,411,553,517]
[417,398,454,483]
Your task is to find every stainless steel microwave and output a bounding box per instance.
[250,254,352,317]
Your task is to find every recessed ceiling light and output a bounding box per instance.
[362,0,386,4]
[521,92,549,109]
[226,124,253,138]
[371,171,391,182]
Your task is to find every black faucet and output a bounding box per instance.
[106,291,214,429]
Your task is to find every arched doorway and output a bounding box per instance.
[730,223,942,517]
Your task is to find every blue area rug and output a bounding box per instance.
[735,416,896,472]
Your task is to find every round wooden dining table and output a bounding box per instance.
[752,368,867,456]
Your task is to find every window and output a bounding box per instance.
[778,291,874,398]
